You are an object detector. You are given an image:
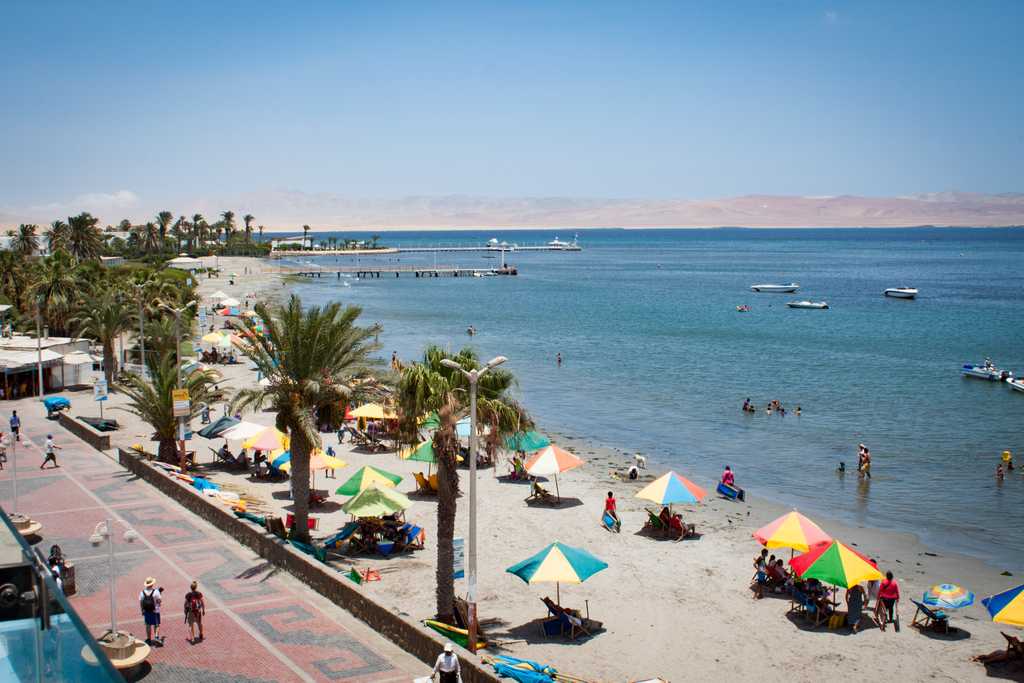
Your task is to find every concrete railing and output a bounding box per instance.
[57,413,111,451]
[116,448,498,682]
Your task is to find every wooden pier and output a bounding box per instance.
[289,265,518,279]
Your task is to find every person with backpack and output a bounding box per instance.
[184,581,205,642]
[139,577,164,645]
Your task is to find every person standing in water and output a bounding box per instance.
[556,352,562,367]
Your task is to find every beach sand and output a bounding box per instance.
[117,257,1022,681]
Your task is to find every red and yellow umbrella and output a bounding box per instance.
[753,511,832,554]
[789,540,881,588]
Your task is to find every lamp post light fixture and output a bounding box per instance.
[439,354,507,652]
[90,519,139,637]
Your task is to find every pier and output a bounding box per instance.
[288,265,518,279]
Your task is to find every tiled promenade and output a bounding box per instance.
[0,400,427,682]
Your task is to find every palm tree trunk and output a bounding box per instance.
[157,438,177,464]
[289,428,312,543]
[103,340,115,386]
[434,439,458,623]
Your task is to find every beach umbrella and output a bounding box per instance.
[209,290,229,301]
[506,541,608,604]
[350,403,397,420]
[524,445,584,500]
[271,451,291,470]
[220,297,241,308]
[277,449,344,472]
[505,431,551,452]
[400,440,437,463]
[221,421,268,441]
[635,471,707,507]
[335,465,402,496]
[241,310,259,318]
[201,331,226,345]
[342,483,413,518]
[753,511,832,554]
[418,412,441,430]
[197,415,239,439]
[243,426,290,452]
[789,540,882,589]
[982,584,1024,627]
[923,584,975,610]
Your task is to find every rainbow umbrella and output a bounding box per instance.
[242,426,290,452]
[753,511,832,554]
[982,584,1024,627]
[789,540,882,589]
[506,541,608,604]
[635,471,707,507]
[524,445,585,500]
[335,465,403,496]
[923,584,975,610]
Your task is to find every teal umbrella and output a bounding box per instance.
[507,541,608,604]
[505,431,551,452]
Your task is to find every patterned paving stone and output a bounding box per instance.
[164,544,289,604]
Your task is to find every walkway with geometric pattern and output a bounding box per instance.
[0,399,428,682]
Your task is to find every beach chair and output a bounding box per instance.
[396,523,425,552]
[286,514,319,531]
[413,472,436,495]
[540,597,601,640]
[601,511,621,533]
[910,599,949,633]
[642,508,667,535]
[428,473,440,491]
[789,589,826,628]
[323,522,359,549]
[525,481,557,505]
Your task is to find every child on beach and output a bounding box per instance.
[603,491,621,532]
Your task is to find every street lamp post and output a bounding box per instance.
[90,519,139,636]
[440,354,507,652]
[34,297,45,399]
[160,301,196,469]
[134,284,147,379]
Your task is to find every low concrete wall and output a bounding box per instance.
[58,413,111,451]
[117,448,498,682]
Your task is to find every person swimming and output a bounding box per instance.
[837,461,846,474]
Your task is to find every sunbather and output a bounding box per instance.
[659,506,672,529]
[668,513,695,540]
[973,632,1024,664]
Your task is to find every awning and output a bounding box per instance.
[62,351,101,365]
[0,349,64,372]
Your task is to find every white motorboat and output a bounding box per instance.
[751,283,800,293]
[1007,378,1024,393]
[961,363,1013,381]
[787,300,829,309]
[547,234,580,250]
[884,287,918,299]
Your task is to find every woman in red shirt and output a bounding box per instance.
[875,571,900,631]
[603,491,621,532]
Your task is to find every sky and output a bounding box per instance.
[1,1,1022,226]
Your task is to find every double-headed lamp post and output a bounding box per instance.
[439,354,507,652]
[89,519,139,636]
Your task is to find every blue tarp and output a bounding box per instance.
[43,397,70,411]
[492,664,554,683]
[191,477,219,492]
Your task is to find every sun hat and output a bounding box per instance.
[443,643,453,653]
[144,577,156,588]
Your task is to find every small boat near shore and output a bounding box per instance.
[884,287,918,299]
[751,283,800,293]
[787,300,829,309]
[1008,378,1024,393]
[961,362,1013,381]
[736,305,751,312]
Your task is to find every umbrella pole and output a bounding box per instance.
[555,473,561,501]
[556,582,560,606]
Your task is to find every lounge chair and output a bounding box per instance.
[642,508,668,535]
[540,597,602,640]
[601,511,621,533]
[525,481,557,505]
[910,599,949,633]
[428,473,440,491]
[395,523,425,551]
[352,428,387,453]
[211,447,247,470]
[323,521,359,549]
[413,471,436,495]
[788,589,827,628]
[286,514,319,531]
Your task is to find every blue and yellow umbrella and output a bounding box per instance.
[506,541,608,604]
[923,584,975,610]
[982,584,1024,627]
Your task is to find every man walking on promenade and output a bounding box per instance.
[184,581,206,643]
[10,411,21,441]
[40,434,61,469]
[140,577,164,645]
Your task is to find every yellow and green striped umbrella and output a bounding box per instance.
[335,465,402,496]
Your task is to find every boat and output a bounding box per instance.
[736,305,751,312]
[884,287,918,299]
[1008,378,1024,393]
[961,362,1013,381]
[787,300,829,309]
[751,283,800,293]
[547,234,581,250]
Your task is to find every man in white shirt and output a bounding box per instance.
[431,642,461,683]
[139,577,164,645]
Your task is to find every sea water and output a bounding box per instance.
[282,227,1024,568]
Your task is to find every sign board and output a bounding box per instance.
[453,537,465,580]
[93,379,108,402]
[198,308,207,327]
[172,388,191,417]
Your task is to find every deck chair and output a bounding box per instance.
[788,589,826,628]
[396,523,425,551]
[541,597,601,640]
[265,515,288,539]
[323,521,359,549]
[525,481,557,505]
[911,599,949,633]
[413,472,436,495]
[643,508,668,535]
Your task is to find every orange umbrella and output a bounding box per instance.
[524,445,584,500]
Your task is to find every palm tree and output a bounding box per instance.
[117,353,223,466]
[243,214,254,245]
[70,290,134,386]
[302,225,311,249]
[32,250,80,334]
[258,225,265,242]
[191,214,205,248]
[396,345,530,622]
[67,212,103,261]
[0,250,31,312]
[48,220,70,253]
[220,211,235,241]
[155,211,173,250]
[371,234,381,249]
[136,222,161,254]
[172,216,188,253]
[230,295,384,542]
[12,224,39,257]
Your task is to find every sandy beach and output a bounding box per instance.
[96,256,1020,682]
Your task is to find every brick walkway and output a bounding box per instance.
[0,400,428,682]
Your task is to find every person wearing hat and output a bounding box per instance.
[40,435,61,469]
[431,642,461,683]
[139,577,164,645]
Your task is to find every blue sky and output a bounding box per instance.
[1,1,1021,221]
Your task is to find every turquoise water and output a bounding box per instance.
[281,228,1024,567]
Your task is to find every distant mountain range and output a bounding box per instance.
[4,190,1024,230]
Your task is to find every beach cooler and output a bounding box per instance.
[716,482,745,502]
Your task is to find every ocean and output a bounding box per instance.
[278,227,1024,568]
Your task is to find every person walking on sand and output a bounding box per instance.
[40,435,61,469]
[603,491,621,532]
[432,642,462,683]
[139,577,164,645]
[10,411,21,442]
[875,571,900,631]
[184,581,205,643]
